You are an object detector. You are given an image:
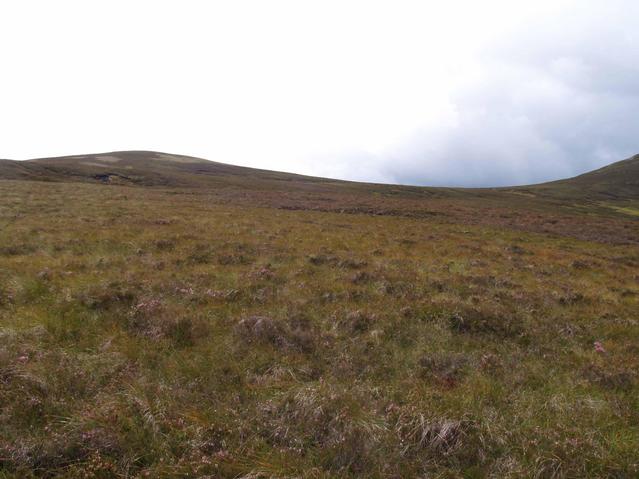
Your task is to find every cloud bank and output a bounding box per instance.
[1,1,638,187]
[329,2,639,186]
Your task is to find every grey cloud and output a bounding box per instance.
[355,2,639,187]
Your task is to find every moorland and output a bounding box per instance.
[1,151,638,478]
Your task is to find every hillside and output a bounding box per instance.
[2,150,638,244]
[1,152,638,477]
[3,150,639,202]
[0,151,334,188]
[515,154,639,201]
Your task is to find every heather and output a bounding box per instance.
[1,178,638,478]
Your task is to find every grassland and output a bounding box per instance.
[1,157,638,477]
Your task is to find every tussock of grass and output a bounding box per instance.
[0,179,638,477]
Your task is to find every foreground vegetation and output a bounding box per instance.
[1,178,638,478]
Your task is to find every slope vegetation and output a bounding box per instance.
[518,154,639,201]
[0,151,346,188]
[0,152,638,477]
[2,150,638,244]
[0,178,637,478]
[3,150,639,200]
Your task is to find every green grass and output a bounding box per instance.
[0,178,638,478]
[605,204,639,217]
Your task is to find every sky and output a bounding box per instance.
[1,0,638,186]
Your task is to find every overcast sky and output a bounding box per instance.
[1,1,638,186]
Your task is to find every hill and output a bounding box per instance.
[3,150,639,202]
[511,153,639,201]
[2,150,638,244]
[0,151,330,188]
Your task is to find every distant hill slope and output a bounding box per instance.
[1,150,638,245]
[0,151,335,189]
[1,150,639,201]
[522,154,639,201]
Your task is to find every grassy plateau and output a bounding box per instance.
[0,152,638,478]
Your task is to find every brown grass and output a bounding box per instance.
[0,178,637,477]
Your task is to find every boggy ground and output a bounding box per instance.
[1,180,638,478]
